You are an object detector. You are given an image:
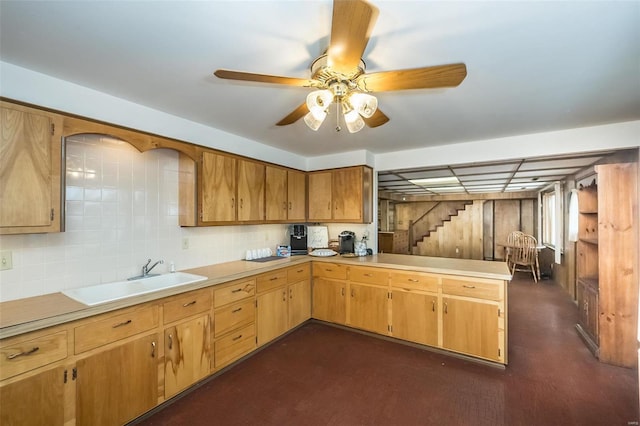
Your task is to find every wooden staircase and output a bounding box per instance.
[412,201,483,259]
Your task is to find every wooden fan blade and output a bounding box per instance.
[214,69,319,87]
[276,103,309,126]
[356,63,467,92]
[328,0,379,75]
[363,108,389,128]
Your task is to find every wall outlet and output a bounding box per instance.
[182,237,189,250]
[0,251,13,271]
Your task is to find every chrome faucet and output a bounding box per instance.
[142,258,164,277]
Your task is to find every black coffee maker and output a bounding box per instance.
[338,231,356,254]
[290,224,308,256]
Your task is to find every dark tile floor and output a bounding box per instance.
[133,276,639,426]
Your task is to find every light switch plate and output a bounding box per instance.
[0,251,12,270]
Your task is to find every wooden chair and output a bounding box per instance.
[505,231,524,270]
[510,233,540,282]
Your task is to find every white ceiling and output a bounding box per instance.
[1,0,638,160]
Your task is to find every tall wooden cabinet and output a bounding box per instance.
[575,161,638,368]
[0,101,64,234]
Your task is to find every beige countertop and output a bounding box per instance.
[0,254,510,339]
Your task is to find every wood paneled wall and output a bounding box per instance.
[394,198,538,261]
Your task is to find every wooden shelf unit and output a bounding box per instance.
[575,162,639,368]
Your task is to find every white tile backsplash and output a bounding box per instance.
[0,135,290,302]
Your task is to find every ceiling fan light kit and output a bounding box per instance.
[214,0,467,134]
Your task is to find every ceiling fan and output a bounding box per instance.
[214,0,467,133]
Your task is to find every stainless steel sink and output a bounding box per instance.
[62,272,208,306]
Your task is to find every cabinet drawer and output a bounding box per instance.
[0,331,68,380]
[442,278,500,301]
[214,279,255,308]
[74,305,159,353]
[163,288,212,324]
[287,264,310,283]
[389,271,439,292]
[256,270,287,293]
[214,323,256,368]
[214,299,256,337]
[349,266,389,286]
[313,262,347,280]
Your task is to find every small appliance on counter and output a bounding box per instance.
[338,230,356,254]
[289,224,308,256]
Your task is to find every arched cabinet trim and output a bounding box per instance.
[62,116,199,161]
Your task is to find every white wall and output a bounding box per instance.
[0,135,289,302]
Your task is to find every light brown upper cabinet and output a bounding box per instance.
[266,166,288,221]
[200,150,237,223]
[308,166,373,223]
[265,166,307,222]
[237,159,265,222]
[0,102,63,235]
[287,170,307,221]
[199,151,266,224]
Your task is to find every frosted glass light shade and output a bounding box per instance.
[344,109,365,133]
[349,92,377,118]
[304,111,326,131]
[306,90,333,119]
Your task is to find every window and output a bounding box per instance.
[542,191,556,247]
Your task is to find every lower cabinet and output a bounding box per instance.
[75,333,159,426]
[164,315,212,398]
[442,297,500,362]
[213,279,257,370]
[348,283,388,335]
[577,279,599,345]
[312,277,347,324]
[257,266,312,346]
[0,260,508,424]
[214,324,256,369]
[288,278,311,329]
[257,286,289,346]
[391,289,438,347]
[0,365,67,425]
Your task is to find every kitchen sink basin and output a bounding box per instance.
[62,272,208,306]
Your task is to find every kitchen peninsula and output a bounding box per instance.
[0,254,510,425]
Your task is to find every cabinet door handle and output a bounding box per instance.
[270,277,279,281]
[289,289,293,299]
[240,198,244,209]
[232,334,243,341]
[231,288,243,293]
[408,279,419,283]
[283,202,287,210]
[232,307,243,313]
[444,302,448,314]
[182,300,196,307]
[151,341,156,358]
[231,197,235,209]
[341,288,345,297]
[351,289,355,298]
[364,273,372,277]
[168,334,173,350]
[112,319,132,328]
[6,346,39,360]
[289,202,292,210]
[462,285,476,289]
[432,300,436,312]
[282,291,287,302]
